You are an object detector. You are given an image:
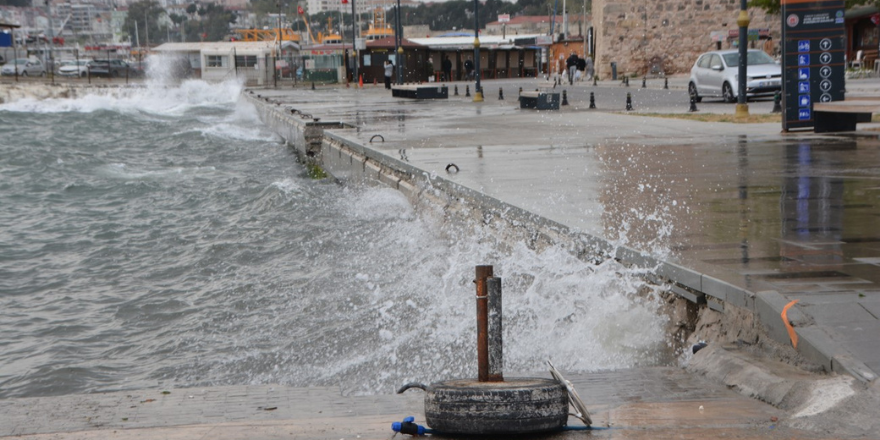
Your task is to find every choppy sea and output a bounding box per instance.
[0,77,670,399]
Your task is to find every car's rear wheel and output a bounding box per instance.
[21,71,27,77]
[81,71,87,78]
[688,82,703,103]
[722,82,736,103]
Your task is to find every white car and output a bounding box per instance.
[0,58,46,77]
[57,59,91,77]
[688,49,781,103]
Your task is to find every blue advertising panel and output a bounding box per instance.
[781,0,846,131]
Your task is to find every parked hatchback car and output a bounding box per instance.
[688,49,781,103]
[87,59,131,77]
[57,59,91,77]
[1,58,45,77]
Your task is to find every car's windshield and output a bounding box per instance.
[13,59,28,65]
[722,51,776,67]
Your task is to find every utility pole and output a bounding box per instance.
[473,0,482,101]
[395,0,402,84]
[735,0,750,118]
[352,0,358,87]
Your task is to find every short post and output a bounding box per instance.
[518,86,522,95]
[625,76,630,87]
[664,77,669,89]
[311,81,315,90]
[454,85,459,96]
[626,92,633,111]
[562,89,569,106]
[475,265,493,382]
[589,91,596,109]
[593,75,597,86]
[466,85,471,97]
[498,87,504,100]
[641,76,646,88]
[689,95,699,112]
[771,91,782,113]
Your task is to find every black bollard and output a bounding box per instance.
[499,87,504,100]
[589,92,596,109]
[771,91,782,113]
[311,82,315,90]
[562,90,569,106]
[518,87,523,95]
[593,75,598,87]
[688,95,699,112]
[642,77,646,88]
[626,77,630,87]
[664,77,669,89]
[454,85,459,96]
[466,85,471,97]
[626,92,633,111]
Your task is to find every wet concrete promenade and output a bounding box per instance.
[1,368,815,439]
[249,77,880,387]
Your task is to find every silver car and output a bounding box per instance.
[688,49,781,103]
[0,58,46,77]
[57,59,91,77]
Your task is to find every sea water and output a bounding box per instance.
[0,78,670,399]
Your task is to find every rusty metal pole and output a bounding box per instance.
[487,276,503,382]
[475,265,493,382]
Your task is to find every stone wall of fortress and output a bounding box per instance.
[593,0,781,79]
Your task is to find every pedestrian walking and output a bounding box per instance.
[566,52,578,85]
[442,55,452,82]
[384,60,393,89]
[464,57,474,80]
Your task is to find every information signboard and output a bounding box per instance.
[781,0,846,131]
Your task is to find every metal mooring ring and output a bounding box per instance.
[446,163,460,173]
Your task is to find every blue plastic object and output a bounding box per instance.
[391,417,428,436]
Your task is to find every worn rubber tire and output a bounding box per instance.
[722,82,736,103]
[424,378,568,434]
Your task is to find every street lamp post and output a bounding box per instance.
[473,0,483,102]
[352,0,358,87]
[735,0,750,118]
[395,0,403,84]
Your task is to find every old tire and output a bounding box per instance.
[424,378,568,434]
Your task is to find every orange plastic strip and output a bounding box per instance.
[781,300,801,349]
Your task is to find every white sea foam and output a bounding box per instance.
[0,78,244,116]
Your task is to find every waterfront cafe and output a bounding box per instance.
[408,35,545,81]
[153,41,300,84]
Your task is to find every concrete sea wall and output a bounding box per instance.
[245,91,874,384]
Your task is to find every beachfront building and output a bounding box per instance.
[153,40,300,84]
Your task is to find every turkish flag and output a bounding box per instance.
[342,0,348,3]
[298,5,304,14]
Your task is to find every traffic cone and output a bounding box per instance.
[359,74,364,88]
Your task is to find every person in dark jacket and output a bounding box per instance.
[441,55,452,82]
[566,52,579,85]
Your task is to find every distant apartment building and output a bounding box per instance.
[306,0,417,15]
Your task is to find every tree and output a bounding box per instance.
[184,3,237,42]
[124,0,167,46]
